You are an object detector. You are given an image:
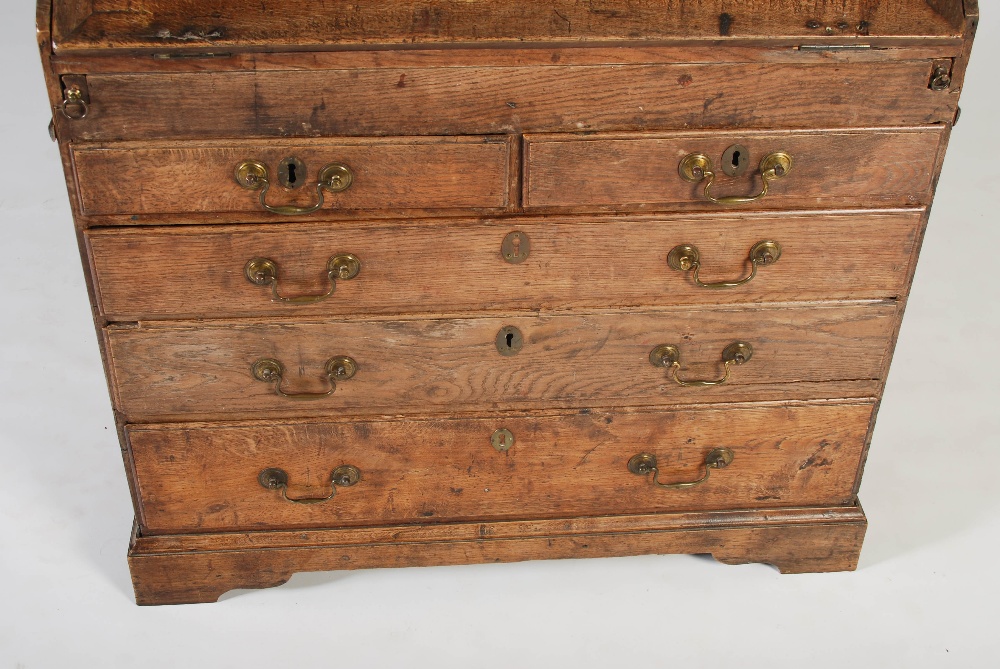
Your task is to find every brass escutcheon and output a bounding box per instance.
[491,428,515,452]
[721,144,750,177]
[496,326,524,356]
[277,156,307,189]
[501,231,531,264]
[627,448,735,489]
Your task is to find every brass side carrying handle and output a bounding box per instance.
[235,160,353,216]
[649,342,753,387]
[245,254,361,304]
[679,152,792,205]
[258,465,361,504]
[252,356,357,400]
[628,448,734,490]
[668,241,781,289]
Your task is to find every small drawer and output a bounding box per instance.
[105,304,896,422]
[71,136,514,220]
[524,128,944,211]
[128,402,872,534]
[87,211,922,321]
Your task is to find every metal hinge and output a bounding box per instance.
[59,74,90,120]
[151,52,233,60]
[797,44,874,51]
[930,59,955,91]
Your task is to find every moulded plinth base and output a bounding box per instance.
[128,503,867,605]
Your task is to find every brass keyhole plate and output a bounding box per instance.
[491,428,515,452]
[277,156,306,189]
[501,231,531,264]
[721,144,750,177]
[496,326,524,356]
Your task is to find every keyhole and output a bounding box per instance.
[501,231,531,265]
[496,326,523,356]
[278,156,306,189]
[721,144,750,177]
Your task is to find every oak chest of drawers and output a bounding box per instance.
[38,0,977,605]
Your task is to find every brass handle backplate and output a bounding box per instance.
[679,151,792,205]
[236,160,353,216]
[258,465,361,504]
[668,241,781,289]
[252,356,357,400]
[628,448,734,490]
[649,341,753,387]
[245,254,361,304]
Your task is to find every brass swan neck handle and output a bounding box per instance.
[245,254,361,304]
[679,151,792,205]
[668,241,781,289]
[258,465,361,504]
[649,342,753,387]
[628,449,735,490]
[235,160,353,216]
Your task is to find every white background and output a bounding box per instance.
[2,4,997,667]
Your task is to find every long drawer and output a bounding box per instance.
[105,304,895,422]
[71,136,514,219]
[128,402,873,534]
[87,211,923,321]
[524,128,944,211]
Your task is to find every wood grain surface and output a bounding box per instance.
[128,402,872,533]
[87,211,923,321]
[105,304,896,421]
[53,0,961,53]
[55,61,959,144]
[525,128,943,210]
[49,44,965,76]
[128,504,868,604]
[71,136,513,216]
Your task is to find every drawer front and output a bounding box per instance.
[106,305,895,422]
[88,212,922,321]
[56,60,956,143]
[72,136,513,218]
[128,403,872,534]
[524,128,944,211]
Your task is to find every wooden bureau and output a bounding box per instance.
[37,0,977,605]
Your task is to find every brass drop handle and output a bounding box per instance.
[679,152,792,205]
[252,356,357,400]
[258,465,361,504]
[649,342,753,387]
[245,254,361,304]
[235,160,353,216]
[628,449,734,490]
[668,241,781,289]
[60,85,89,120]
